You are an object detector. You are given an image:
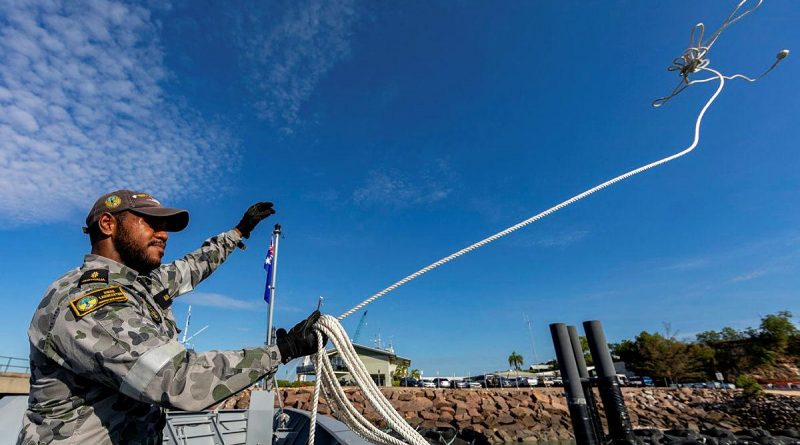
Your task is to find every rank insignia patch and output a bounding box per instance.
[143,300,162,324]
[153,289,173,309]
[78,269,109,287]
[69,286,128,318]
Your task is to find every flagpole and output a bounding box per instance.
[266,224,282,346]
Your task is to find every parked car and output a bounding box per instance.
[418,379,436,388]
[499,378,515,388]
[465,380,482,389]
[432,378,451,388]
[451,380,469,389]
[469,374,501,388]
[399,377,418,387]
[628,376,654,387]
[551,378,563,387]
[514,377,538,387]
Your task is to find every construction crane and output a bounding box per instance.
[351,310,368,344]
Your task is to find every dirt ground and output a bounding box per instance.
[765,389,800,397]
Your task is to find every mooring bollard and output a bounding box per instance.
[549,323,599,445]
[583,320,636,445]
[567,325,604,444]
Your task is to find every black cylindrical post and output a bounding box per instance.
[549,323,599,445]
[583,320,635,445]
[567,325,604,444]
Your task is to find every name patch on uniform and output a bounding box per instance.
[78,269,108,287]
[69,286,128,318]
[153,289,173,309]
[143,300,162,324]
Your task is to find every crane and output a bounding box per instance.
[351,310,368,344]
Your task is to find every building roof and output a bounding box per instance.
[329,343,411,363]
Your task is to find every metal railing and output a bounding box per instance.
[0,356,30,374]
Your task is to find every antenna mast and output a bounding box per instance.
[523,314,539,364]
[181,305,192,344]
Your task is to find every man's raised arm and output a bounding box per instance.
[154,202,275,298]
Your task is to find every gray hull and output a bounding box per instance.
[0,391,371,445]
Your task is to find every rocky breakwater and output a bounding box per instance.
[227,387,800,444]
[282,387,574,444]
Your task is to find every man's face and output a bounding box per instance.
[113,212,169,274]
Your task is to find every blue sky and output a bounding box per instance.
[1,1,798,378]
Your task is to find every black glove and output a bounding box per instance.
[235,202,275,239]
[276,310,326,364]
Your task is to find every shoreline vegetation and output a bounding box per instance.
[604,311,800,391]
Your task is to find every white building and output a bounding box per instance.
[296,343,411,387]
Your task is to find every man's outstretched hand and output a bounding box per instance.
[235,202,275,239]
[276,310,326,364]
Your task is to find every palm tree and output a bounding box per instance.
[410,369,421,379]
[395,364,408,378]
[508,352,524,371]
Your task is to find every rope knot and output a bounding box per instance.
[652,0,787,108]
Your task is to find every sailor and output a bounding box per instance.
[18,190,322,444]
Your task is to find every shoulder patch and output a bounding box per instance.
[69,286,128,318]
[153,289,173,309]
[143,300,163,324]
[78,269,108,287]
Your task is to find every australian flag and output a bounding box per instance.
[263,236,275,304]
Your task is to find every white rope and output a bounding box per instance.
[337,74,723,321]
[338,0,788,322]
[301,4,788,445]
[652,0,788,107]
[308,315,429,445]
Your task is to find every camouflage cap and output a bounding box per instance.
[84,190,189,233]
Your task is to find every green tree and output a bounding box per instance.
[720,327,745,341]
[508,352,524,371]
[696,330,722,344]
[578,335,593,365]
[735,375,763,398]
[410,369,421,379]
[610,339,638,364]
[759,311,798,354]
[624,331,705,383]
[394,364,408,379]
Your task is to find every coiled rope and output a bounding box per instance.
[303,2,788,444]
[309,315,429,445]
[652,0,788,107]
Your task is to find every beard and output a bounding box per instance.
[114,223,161,274]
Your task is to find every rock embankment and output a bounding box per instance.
[226,387,800,444]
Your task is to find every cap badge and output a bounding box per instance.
[104,195,122,209]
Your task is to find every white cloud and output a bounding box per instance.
[660,258,710,271]
[732,268,769,282]
[0,0,236,225]
[237,0,357,132]
[529,230,589,247]
[178,292,262,310]
[353,161,457,208]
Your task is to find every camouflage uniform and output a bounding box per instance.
[19,229,281,444]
